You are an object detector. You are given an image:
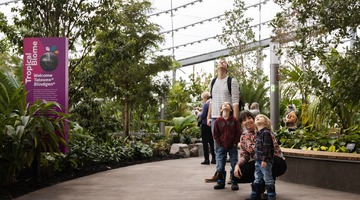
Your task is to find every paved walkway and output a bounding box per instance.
[15,157,360,200]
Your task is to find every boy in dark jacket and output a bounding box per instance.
[213,102,242,190]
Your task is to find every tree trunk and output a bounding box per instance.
[124,98,130,136]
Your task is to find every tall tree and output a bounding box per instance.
[272,0,360,130]
[0,0,112,103]
[218,0,270,112]
[219,0,258,75]
[93,0,173,136]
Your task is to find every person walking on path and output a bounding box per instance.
[198,91,216,165]
[212,102,242,190]
[205,58,240,183]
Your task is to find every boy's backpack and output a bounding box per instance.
[210,77,244,111]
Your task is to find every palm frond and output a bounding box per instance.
[0,69,26,114]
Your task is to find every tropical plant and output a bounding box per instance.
[280,62,309,127]
[166,80,193,118]
[92,0,173,136]
[273,0,360,132]
[187,68,213,102]
[2,0,107,76]
[163,115,198,141]
[0,69,25,114]
[0,99,69,185]
[277,124,360,153]
[219,0,258,76]
[1,67,69,185]
[217,0,271,114]
[237,68,270,115]
[69,97,121,142]
[0,40,21,74]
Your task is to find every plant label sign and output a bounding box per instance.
[23,37,69,153]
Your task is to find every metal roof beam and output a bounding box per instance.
[178,37,272,67]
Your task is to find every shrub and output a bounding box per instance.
[276,125,360,153]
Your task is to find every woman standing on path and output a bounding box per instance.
[198,92,216,165]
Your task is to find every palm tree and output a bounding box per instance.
[0,69,69,185]
[280,62,310,127]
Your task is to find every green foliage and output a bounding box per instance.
[169,134,181,144]
[273,0,360,131]
[183,126,201,140]
[281,50,360,131]
[150,139,171,157]
[219,0,257,71]
[237,68,270,115]
[280,63,310,127]
[92,0,173,136]
[0,45,22,75]
[0,1,176,187]
[277,125,360,153]
[131,142,153,160]
[39,152,71,178]
[341,126,360,147]
[165,123,200,144]
[1,67,69,185]
[273,0,360,59]
[0,100,69,185]
[135,132,170,157]
[0,69,25,115]
[319,49,360,129]
[68,136,130,165]
[4,0,103,58]
[70,97,120,142]
[0,70,67,185]
[166,80,193,118]
[65,130,170,169]
[163,115,198,140]
[217,0,270,115]
[1,0,170,137]
[280,63,310,111]
[187,69,213,102]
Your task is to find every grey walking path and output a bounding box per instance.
[15,157,360,200]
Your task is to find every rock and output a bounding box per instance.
[170,143,190,158]
[190,146,199,157]
[194,143,203,156]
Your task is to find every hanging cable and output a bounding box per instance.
[159,0,271,35]
[0,0,20,6]
[148,0,204,17]
[160,14,224,34]
[158,20,271,52]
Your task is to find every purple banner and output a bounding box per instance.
[23,37,69,152]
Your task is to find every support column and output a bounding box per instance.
[270,42,280,131]
[160,98,165,135]
[350,30,356,49]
